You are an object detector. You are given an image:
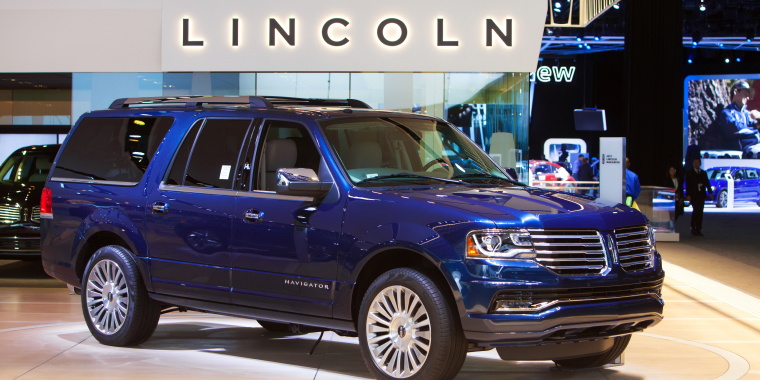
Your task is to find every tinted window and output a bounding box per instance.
[747,169,759,179]
[0,149,58,183]
[184,119,252,189]
[166,120,203,185]
[254,121,321,191]
[53,117,173,183]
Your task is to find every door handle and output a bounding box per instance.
[152,201,169,214]
[244,209,264,224]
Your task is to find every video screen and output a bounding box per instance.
[687,77,760,158]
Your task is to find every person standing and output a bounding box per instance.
[572,154,585,178]
[685,158,713,236]
[666,166,684,224]
[625,157,641,209]
[577,157,594,196]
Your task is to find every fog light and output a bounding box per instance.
[493,299,555,312]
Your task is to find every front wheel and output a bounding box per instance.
[716,190,728,208]
[553,335,631,369]
[82,245,161,346]
[358,268,467,380]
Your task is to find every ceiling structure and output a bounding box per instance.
[541,0,760,55]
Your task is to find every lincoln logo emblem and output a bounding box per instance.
[182,17,513,48]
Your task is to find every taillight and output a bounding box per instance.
[40,187,53,219]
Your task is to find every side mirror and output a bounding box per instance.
[276,168,333,198]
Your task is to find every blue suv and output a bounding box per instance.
[41,96,663,380]
[706,167,760,208]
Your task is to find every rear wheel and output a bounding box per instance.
[82,245,161,346]
[358,268,467,380]
[717,190,728,208]
[553,335,631,369]
[257,320,290,332]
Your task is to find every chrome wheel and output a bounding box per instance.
[719,191,728,208]
[366,285,431,378]
[85,259,130,335]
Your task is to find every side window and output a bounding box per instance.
[734,169,746,181]
[53,117,174,183]
[165,120,203,185]
[254,121,321,191]
[747,169,759,179]
[183,119,252,189]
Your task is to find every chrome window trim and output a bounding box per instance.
[159,182,313,202]
[49,178,139,187]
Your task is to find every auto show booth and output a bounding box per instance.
[0,0,547,181]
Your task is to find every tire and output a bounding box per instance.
[257,320,290,332]
[717,190,728,208]
[81,245,161,346]
[553,335,631,369]
[358,268,467,380]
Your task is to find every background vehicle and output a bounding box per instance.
[529,159,577,190]
[707,166,760,207]
[41,96,663,380]
[0,144,60,259]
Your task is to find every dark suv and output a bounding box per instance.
[0,144,60,259]
[41,96,664,380]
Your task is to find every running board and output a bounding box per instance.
[149,293,356,332]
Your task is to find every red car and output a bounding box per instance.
[529,160,576,189]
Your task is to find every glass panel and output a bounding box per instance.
[72,73,163,124]
[0,149,57,183]
[256,73,349,99]
[255,121,320,191]
[349,73,385,109]
[53,117,174,183]
[184,119,251,189]
[163,73,240,96]
[239,73,257,96]
[166,120,203,186]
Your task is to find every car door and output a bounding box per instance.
[745,169,760,200]
[145,118,254,302]
[230,119,344,317]
[732,169,748,200]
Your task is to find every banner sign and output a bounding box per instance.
[161,0,547,72]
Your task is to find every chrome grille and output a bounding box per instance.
[0,205,21,224]
[615,226,655,272]
[31,206,40,223]
[529,230,607,276]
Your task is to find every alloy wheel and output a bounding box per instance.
[719,191,727,208]
[365,285,431,378]
[85,259,130,335]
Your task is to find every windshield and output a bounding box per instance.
[707,169,731,180]
[321,117,514,186]
[0,151,55,183]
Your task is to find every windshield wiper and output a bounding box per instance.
[356,173,466,185]
[451,173,524,186]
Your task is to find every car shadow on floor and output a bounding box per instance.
[96,321,645,380]
[0,258,65,287]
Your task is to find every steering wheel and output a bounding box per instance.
[422,158,447,172]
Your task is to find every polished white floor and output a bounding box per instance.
[2,261,760,380]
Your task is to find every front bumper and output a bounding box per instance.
[0,224,41,258]
[442,254,665,346]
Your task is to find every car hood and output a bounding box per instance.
[371,184,647,231]
[0,181,44,208]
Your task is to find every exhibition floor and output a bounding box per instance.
[1,211,759,380]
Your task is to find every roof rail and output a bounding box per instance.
[108,95,372,110]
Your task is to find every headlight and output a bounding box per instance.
[466,229,536,259]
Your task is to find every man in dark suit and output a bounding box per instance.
[685,158,713,236]
[684,138,701,166]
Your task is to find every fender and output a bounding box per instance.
[71,208,151,291]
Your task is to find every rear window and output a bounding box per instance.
[53,117,174,183]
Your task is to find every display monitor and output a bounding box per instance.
[574,109,607,131]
